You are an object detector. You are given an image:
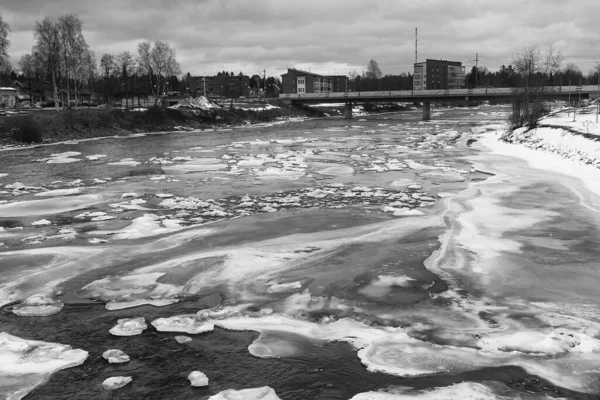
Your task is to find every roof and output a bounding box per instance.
[283,68,328,78]
[0,87,18,91]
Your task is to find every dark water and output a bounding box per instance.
[0,301,589,400]
[1,106,598,399]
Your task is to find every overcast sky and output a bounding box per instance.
[2,0,600,78]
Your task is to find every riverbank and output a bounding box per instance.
[498,102,600,170]
[0,99,324,150]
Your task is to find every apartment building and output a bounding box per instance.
[413,59,466,90]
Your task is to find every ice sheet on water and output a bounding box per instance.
[349,382,523,400]
[89,214,187,239]
[33,188,83,197]
[0,194,104,217]
[208,386,281,400]
[82,271,181,305]
[0,332,88,399]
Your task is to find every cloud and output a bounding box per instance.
[2,0,599,77]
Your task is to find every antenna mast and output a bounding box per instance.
[415,27,418,64]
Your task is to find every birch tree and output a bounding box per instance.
[58,14,89,106]
[0,13,11,74]
[137,41,180,105]
[18,53,37,102]
[33,17,61,111]
[116,51,135,108]
[100,53,116,104]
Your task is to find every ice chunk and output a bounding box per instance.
[34,188,83,197]
[11,295,64,317]
[175,335,192,344]
[102,376,132,390]
[0,194,104,217]
[31,219,52,226]
[108,158,140,166]
[105,299,179,310]
[102,349,130,364]
[86,154,107,160]
[109,317,147,336]
[121,193,139,198]
[382,206,425,216]
[0,333,87,399]
[151,315,215,334]
[208,386,281,400]
[266,281,303,293]
[188,371,209,387]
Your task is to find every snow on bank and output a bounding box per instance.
[481,128,600,200]
[0,333,88,399]
[169,96,221,110]
[539,106,600,136]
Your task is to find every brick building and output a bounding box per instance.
[281,68,348,94]
[413,59,465,90]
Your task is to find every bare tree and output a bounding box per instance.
[33,17,62,111]
[0,13,10,73]
[137,41,181,105]
[57,14,89,106]
[511,45,564,128]
[18,53,37,102]
[100,53,116,104]
[365,59,382,79]
[116,51,136,108]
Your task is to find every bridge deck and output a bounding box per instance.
[280,86,599,103]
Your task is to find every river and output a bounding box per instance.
[1,105,599,400]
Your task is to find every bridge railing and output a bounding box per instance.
[280,85,599,100]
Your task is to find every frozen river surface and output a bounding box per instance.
[1,106,600,399]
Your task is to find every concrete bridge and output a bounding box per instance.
[280,85,600,119]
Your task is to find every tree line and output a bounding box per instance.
[0,12,181,109]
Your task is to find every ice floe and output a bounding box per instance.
[188,371,209,387]
[109,317,147,336]
[102,376,132,390]
[151,315,215,334]
[0,333,87,399]
[102,349,130,364]
[11,295,64,316]
[0,194,104,217]
[208,386,281,400]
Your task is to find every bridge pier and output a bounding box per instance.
[344,102,353,119]
[422,101,431,120]
[512,101,521,125]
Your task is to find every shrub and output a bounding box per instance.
[4,117,44,143]
[145,106,168,124]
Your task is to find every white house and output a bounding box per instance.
[0,87,17,107]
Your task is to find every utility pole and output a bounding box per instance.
[596,62,600,123]
[470,53,479,88]
[263,69,267,101]
[415,27,418,64]
[203,76,206,97]
[474,53,479,88]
